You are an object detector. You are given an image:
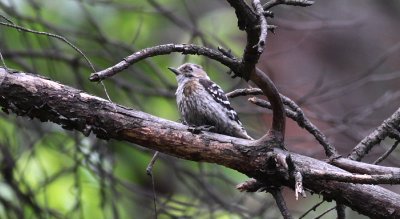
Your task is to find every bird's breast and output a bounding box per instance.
[182,80,201,97]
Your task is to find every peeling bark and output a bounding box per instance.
[1,68,400,218]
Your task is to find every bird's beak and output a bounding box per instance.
[168,67,180,76]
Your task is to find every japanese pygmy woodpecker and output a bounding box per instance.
[168,63,252,140]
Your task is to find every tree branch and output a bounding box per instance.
[348,107,400,161]
[225,0,286,142]
[263,0,314,10]
[330,157,400,175]
[269,188,293,219]
[251,68,286,143]
[89,44,241,82]
[306,169,400,185]
[336,203,346,219]
[251,0,268,54]
[373,140,400,164]
[247,94,337,157]
[1,68,400,218]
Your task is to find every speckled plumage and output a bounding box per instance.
[169,63,252,140]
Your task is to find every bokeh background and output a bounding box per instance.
[0,0,399,218]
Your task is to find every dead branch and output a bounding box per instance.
[89,43,241,82]
[1,68,400,218]
[348,107,400,161]
[330,157,400,175]
[248,95,337,156]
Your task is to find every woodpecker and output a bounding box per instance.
[168,63,252,140]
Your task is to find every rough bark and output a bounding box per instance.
[1,68,400,218]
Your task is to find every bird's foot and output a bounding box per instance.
[187,125,215,134]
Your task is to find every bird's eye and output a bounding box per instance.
[186,66,193,72]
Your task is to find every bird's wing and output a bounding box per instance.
[198,78,242,125]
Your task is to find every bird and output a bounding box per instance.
[168,63,252,140]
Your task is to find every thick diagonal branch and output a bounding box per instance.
[1,69,400,218]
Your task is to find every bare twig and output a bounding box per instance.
[251,0,268,54]
[148,0,196,33]
[269,188,293,219]
[348,108,400,161]
[0,49,7,70]
[89,44,240,81]
[314,206,336,219]
[146,152,160,176]
[0,21,95,72]
[308,42,400,104]
[248,95,338,157]
[0,14,14,24]
[236,178,264,192]
[147,152,159,219]
[373,140,400,165]
[280,95,338,157]
[263,0,314,10]
[299,200,325,219]
[226,87,263,98]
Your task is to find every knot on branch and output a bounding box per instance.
[236,178,263,192]
[386,124,400,141]
[236,152,306,202]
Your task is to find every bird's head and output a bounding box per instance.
[168,63,210,81]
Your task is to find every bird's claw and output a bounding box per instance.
[187,125,215,134]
